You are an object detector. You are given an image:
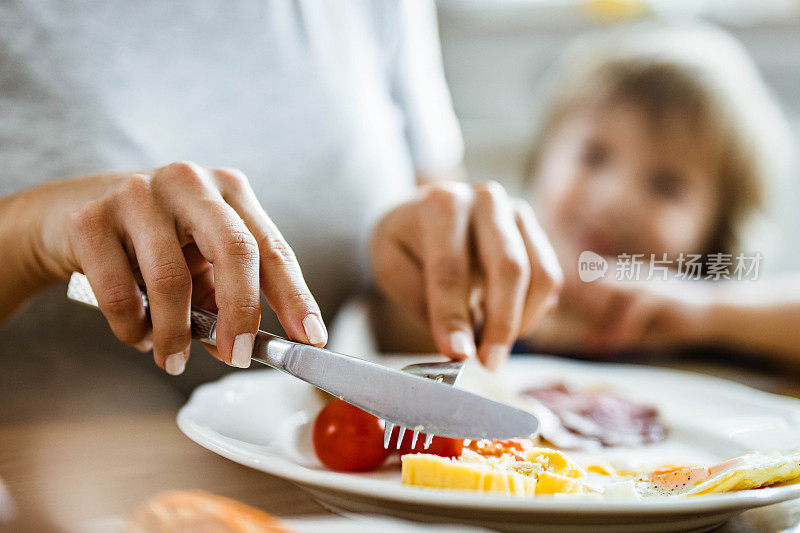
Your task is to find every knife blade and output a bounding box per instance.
[67,273,539,440]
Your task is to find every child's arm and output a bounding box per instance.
[529,276,800,367]
[699,278,800,366]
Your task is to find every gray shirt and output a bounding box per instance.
[0,0,462,415]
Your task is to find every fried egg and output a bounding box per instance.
[634,452,800,497]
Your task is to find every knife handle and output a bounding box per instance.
[66,272,293,368]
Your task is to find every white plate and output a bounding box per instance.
[177,356,800,532]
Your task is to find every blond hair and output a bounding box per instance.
[525,23,793,257]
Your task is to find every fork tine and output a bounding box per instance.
[383,421,395,449]
[397,360,466,449]
[410,430,420,449]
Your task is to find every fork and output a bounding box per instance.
[382,361,465,450]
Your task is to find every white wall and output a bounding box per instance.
[436,2,800,271]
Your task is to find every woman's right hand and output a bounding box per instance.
[25,161,326,375]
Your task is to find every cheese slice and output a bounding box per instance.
[401,454,537,496]
[401,447,588,496]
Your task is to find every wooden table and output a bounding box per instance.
[1,361,799,532]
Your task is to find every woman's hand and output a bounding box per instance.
[370,181,562,370]
[16,161,326,375]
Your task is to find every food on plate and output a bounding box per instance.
[401,454,537,496]
[312,399,390,471]
[401,447,588,496]
[637,452,800,496]
[465,438,536,460]
[401,447,800,499]
[311,376,800,501]
[124,490,294,532]
[311,399,465,471]
[524,382,665,448]
[585,461,619,477]
[393,428,463,458]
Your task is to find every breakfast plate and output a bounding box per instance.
[177,356,800,532]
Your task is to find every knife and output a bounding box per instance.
[66,272,539,441]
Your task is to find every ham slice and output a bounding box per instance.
[524,383,665,448]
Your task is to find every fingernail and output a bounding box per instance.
[449,331,476,359]
[231,333,255,368]
[134,335,153,353]
[165,351,188,376]
[484,343,507,371]
[302,314,327,345]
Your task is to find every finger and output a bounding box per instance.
[184,243,217,312]
[573,279,617,329]
[583,284,636,354]
[155,163,261,368]
[419,184,476,360]
[213,168,325,347]
[468,281,485,328]
[472,183,529,370]
[371,225,427,319]
[69,202,151,352]
[513,200,563,334]
[558,271,586,309]
[115,180,193,375]
[179,243,226,364]
[603,293,656,352]
[371,207,426,319]
[189,260,223,364]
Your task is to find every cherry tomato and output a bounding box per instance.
[312,399,390,472]
[392,428,463,459]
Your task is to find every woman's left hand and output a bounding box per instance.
[370,181,562,370]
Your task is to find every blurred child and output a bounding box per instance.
[523,23,800,366]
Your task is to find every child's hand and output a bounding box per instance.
[553,276,712,356]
